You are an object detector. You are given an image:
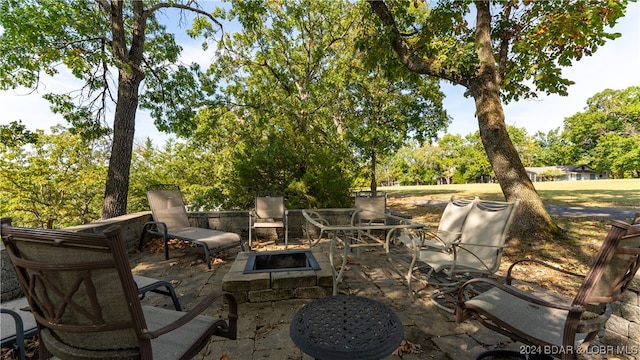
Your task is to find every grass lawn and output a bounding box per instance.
[380,178,639,208]
[382,178,639,296]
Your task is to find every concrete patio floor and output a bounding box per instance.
[130,236,625,360]
[130,236,531,360]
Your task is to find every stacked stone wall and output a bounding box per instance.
[604,275,640,357]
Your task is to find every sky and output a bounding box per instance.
[1,2,639,144]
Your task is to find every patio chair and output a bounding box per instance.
[1,218,238,360]
[139,184,244,269]
[456,219,640,360]
[1,274,180,360]
[249,191,288,249]
[352,191,388,227]
[403,198,518,311]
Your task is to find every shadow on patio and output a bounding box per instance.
[131,237,519,360]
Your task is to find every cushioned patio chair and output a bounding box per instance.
[456,219,640,360]
[2,218,238,360]
[139,184,244,269]
[401,198,518,311]
[249,191,288,249]
[1,274,181,360]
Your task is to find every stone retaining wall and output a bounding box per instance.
[1,210,330,302]
[604,274,640,355]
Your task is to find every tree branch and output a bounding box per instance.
[367,0,467,86]
[143,2,223,29]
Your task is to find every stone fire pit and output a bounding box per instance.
[222,248,333,303]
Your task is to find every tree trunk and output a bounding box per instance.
[469,80,561,239]
[101,70,142,218]
[101,0,145,219]
[370,151,377,196]
[470,1,561,240]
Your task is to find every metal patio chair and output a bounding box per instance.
[395,196,477,297]
[139,184,244,269]
[403,198,518,311]
[457,219,640,360]
[352,191,389,227]
[1,218,238,360]
[249,191,288,249]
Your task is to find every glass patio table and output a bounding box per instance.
[302,208,425,295]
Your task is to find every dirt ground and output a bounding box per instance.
[388,196,617,297]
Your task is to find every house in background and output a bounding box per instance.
[525,165,608,182]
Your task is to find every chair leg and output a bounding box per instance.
[202,245,212,269]
[429,286,459,313]
[137,281,182,311]
[1,309,26,360]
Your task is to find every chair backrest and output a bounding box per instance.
[354,192,387,223]
[454,199,519,273]
[255,194,286,220]
[437,196,477,234]
[0,218,150,357]
[146,185,191,230]
[579,220,640,308]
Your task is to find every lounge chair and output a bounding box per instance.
[457,219,640,360]
[139,184,244,269]
[249,192,288,248]
[1,218,238,360]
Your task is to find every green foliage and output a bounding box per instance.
[564,86,640,176]
[183,1,451,204]
[0,126,108,228]
[0,121,39,149]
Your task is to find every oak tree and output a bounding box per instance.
[368,0,629,239]
[0,0,223,218]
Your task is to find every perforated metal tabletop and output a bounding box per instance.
[290,295,404,360]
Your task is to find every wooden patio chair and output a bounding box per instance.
[456,219,640,360]
[249,191,288,249]
[2,218,238,360]
[139,184,244,269]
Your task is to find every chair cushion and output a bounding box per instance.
[465,287,585,347]
[253,220,285,228]
[143,306,219,360]
[170,227,241,249]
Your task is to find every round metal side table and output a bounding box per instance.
[290,295,404,360]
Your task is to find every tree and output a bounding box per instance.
[0,0,224,218]
[368,0,629,240]
[182,1,449,206]
[563,86,640,175]
[0,126,108,228]
[344,63,448,194]
[531,128,574,166]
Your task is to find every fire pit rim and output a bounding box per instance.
[243,249,321,274]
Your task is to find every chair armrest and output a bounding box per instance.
[457,278,585,319]
[418,230,457,250]
[191,215,210,229]
[144,221,168,235]
[506,258,585,285]
[141,290,238,340]
[309,212,330,227]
